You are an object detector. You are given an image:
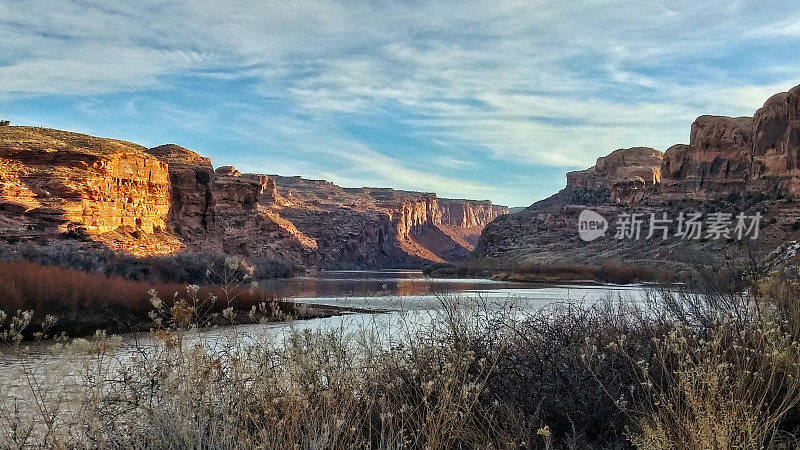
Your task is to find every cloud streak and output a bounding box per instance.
[1,0,799,205]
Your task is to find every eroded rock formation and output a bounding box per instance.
[566,147,663,203]
[0,127,506,269]
[475,81,800,271]
[147,144,215,235]
[560,83,800,205]
[750,86,800,195]
[268,176,508,268]
[0,127,178,256]
[660,116,753,197]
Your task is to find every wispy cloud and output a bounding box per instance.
[0,0,799,205]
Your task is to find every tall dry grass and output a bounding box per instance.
[0,261,303,336]
[0,297,539,449]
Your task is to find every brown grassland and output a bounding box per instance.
[0,261,328,336]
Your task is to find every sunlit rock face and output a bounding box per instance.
[566,147,663,203]
[0,127,177,255]
[439,199,507,229]
[0,127,507,268]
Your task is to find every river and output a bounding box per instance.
[0,270,654,368]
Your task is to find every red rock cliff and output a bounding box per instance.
[147,144,216,235]
[268,176,508,268]
[750,86,800,195]
[0,127,177,255]
[475,81,800,270]
[566,147,663,203]
[0,127,506,269]
[660,116,753,198]
[439,199,508,228]
[561,83,800,203]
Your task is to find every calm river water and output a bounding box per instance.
[1,270,653,367]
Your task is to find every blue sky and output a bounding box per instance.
[1,1,799,206]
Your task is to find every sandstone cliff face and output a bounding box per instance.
[661,87,800,199]
[268,176,508,269]
[750,86,800,195]
[147,144,215,234]
[660,116,753,197]
[559,84,800,205]
[475,82,800,270]
[212,170,317,265]
[0,127,178,255]
[566,147,663,203]
[133,153,318,267]
[439,199,506,229]
[0,127,506,270]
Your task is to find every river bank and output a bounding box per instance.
[3,273,797,448]
[0,261,371,339]
[425,260,677,284]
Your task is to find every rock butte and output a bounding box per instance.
[475,82,800,270]
[0,127,507,268]
[566,147,664,204]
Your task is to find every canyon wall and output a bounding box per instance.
[475,82,800,270]
[556,84,800,205]
[566,147,663,203]
[268,176,508,269]
[147,144,215,235]
[660,85,800,200]
[0,127,178,256]
[557,84,800,206]
[0,127,506,269]
[439,199,506,229]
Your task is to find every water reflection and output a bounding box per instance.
[260,270,545,300]
[0,272,653,368]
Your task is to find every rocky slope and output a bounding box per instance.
[475,82,800,271]
[0,126,506,270]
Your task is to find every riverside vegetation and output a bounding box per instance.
[3,262,800,448]
[0,256,339,337]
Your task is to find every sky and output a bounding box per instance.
[1,1,799,207]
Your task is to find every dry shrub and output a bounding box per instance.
[609,268,800,449]
[0,241,296,283]
[0,297,540,449]
[0,261,154,313]
[6,266,800,448]
[0,261,299,336]
[624,319,800,449]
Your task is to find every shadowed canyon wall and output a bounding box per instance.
[267,176,507,269]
